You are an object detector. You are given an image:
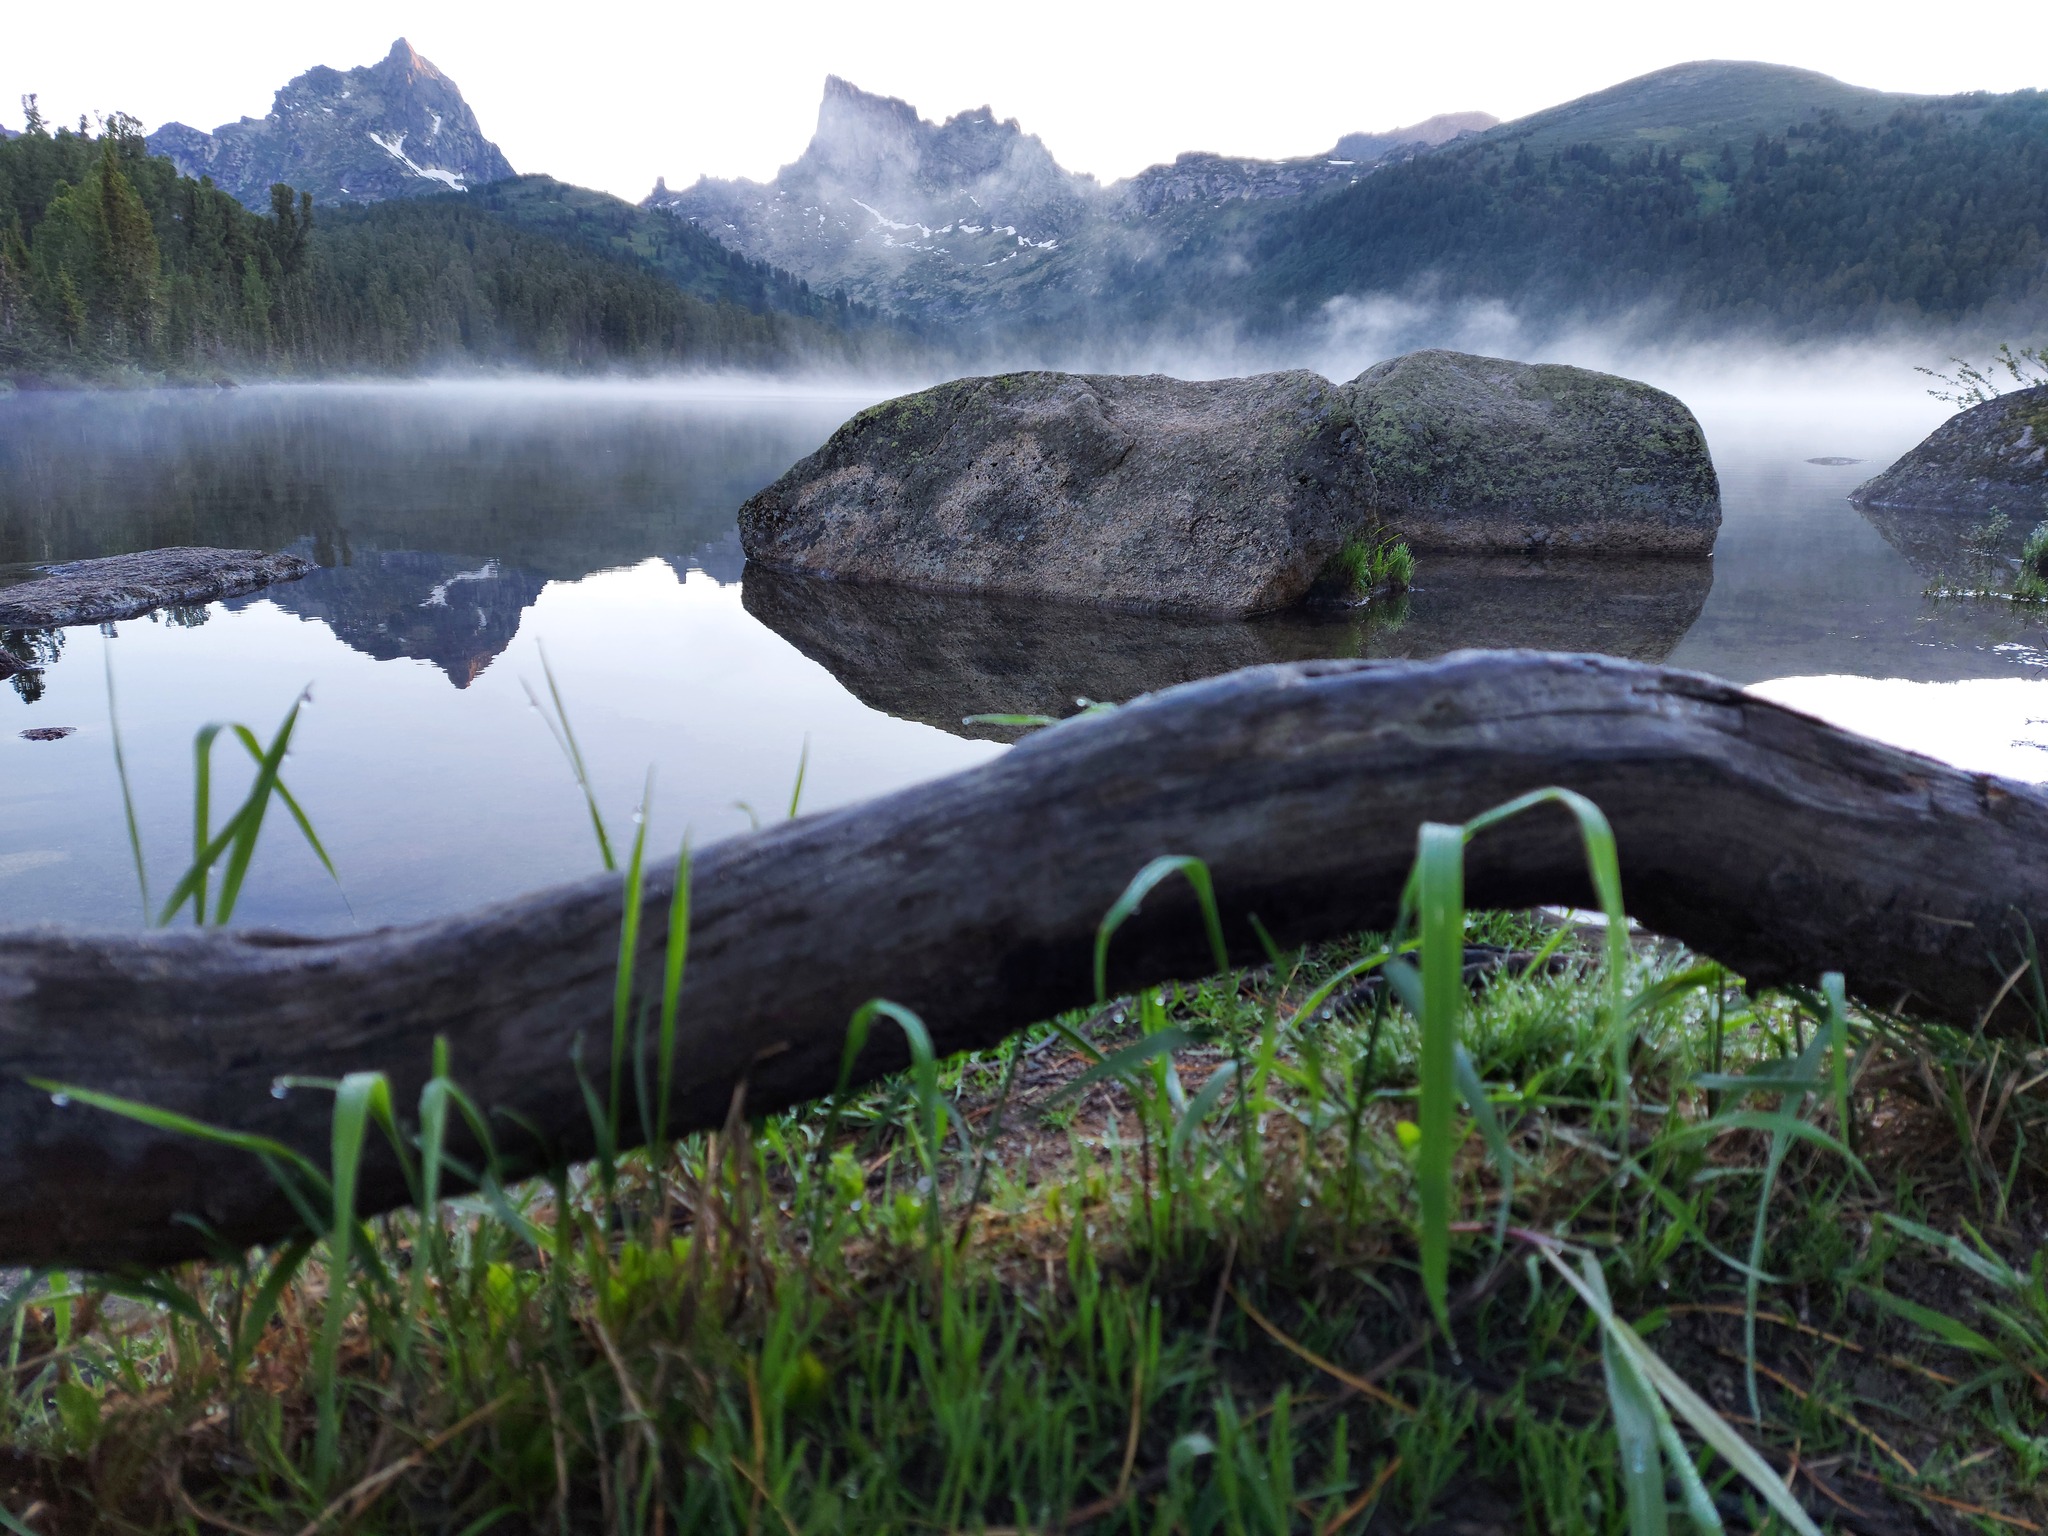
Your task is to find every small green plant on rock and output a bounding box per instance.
[1330,532,1414,600]
[2016,520,2048,601]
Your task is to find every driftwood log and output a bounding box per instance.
[4,650,2047,1270]
[0,548,314,628]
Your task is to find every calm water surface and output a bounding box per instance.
[2,377,2041,931]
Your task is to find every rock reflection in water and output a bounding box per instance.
[743,556,1712,740]
[1857,500,2023,583]
[1851,500,2048,657]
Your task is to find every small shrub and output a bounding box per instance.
[2016,520,2048,601]
[1330,533,1414,599]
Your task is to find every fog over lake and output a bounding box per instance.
[2,373,2040,931]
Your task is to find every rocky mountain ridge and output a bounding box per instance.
[643,78,1494,324]
[147,39,514,209]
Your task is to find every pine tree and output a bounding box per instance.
[93,139,160,354]
[51,266,83,349]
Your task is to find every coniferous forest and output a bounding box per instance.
[0,115,906,384]
[1241,93,2048,336]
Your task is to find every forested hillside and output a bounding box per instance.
[473,177,894,333]
[0,118,908,383]
[1241,88,2048,336]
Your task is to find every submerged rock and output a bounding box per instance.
[739,354,1720,615]
[0,548,315,628]
[738,370,1377,616]
[1344,350,1721,554]
[1852,387,2048,517]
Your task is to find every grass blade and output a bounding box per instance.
[1093,855,1229,1004]
[654,841,691,1152]
[231,723,342,894]
[1044,1026,1203,1109]
[787,734,810,819]
[1452,1045,1516,1251]
[102,643,150,921]
[848,1000,944,1250]
[1586,1256,1670,1535]
[528,644,614,872]
[1414,821,1465,1334]
[191,722,222,925]
[232,1235,314,1380]
[609,775,652,1153]
[210,693,307,923]
[1170,1061,1239,1162]
[314,1071,391,1489]
[1542,1245,1821,1536]
[29,1079,328,1196]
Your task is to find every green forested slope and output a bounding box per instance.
[1241,88,2048,336]
[471,176,894,331]
[0,119,908,382]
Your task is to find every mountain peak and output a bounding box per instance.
[147,40,513,208]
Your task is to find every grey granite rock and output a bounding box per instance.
[1344,350,1722,554]
[1851,387,2048,518]
[738,355,1720,615]
[0,548,315,628]
[738,370,1381,617]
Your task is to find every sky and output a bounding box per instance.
[4,0,2044,202]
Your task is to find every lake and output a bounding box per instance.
[3,374,2043,932]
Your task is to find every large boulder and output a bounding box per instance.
[738,370,1377,616]
[0,548,314,628]
[1851,386,2048,517]
[1343,350,1721,554]
[737,354,1722,615]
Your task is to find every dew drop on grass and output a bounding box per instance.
[48,1092,70,1107]
[1111,1009,1126,1025]
[270,1078,290,1099]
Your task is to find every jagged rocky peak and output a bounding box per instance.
[640,79,1492,325]
[648,76,1098,239]
[147,38,514,209]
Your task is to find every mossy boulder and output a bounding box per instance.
[1343,350,1721,554]
[1851,386,2048,517]
[738,370,1379,616]
[738,355,1721,616]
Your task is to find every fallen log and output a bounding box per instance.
[3,650,2046,1269]
[0,547,314,629]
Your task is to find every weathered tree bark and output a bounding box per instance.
[3,651,2045,1269]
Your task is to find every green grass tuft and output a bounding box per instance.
[1330,533,1415,600]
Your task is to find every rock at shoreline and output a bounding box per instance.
[738,354,1721,615]
[1344,351,1721,554]
[739,370,1378,616]
[1851,387,2048,517]
[0,548,315,628]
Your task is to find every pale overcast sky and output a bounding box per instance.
[5,0,2044,201]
